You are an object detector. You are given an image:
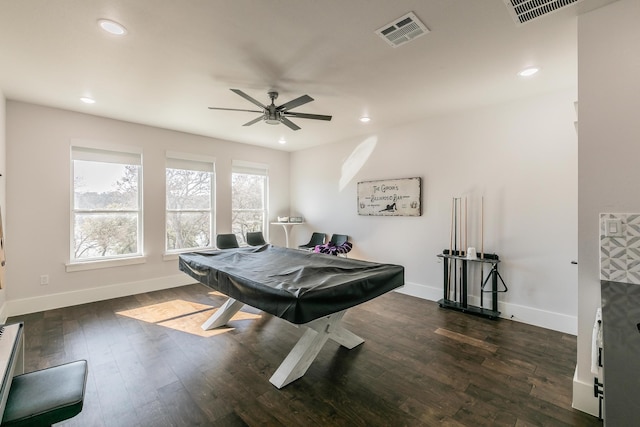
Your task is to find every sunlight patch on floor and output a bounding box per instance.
[207,290,227,298]
[117,299,261,337]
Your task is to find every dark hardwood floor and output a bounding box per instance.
[8,284,601,426]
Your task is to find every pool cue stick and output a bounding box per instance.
[457,197,461,300]
[480,196,485,307]
[456,197,460,300]
[459,197,463,255]
[448,197,454,299]
[453,198,458,301]
[481,196,484,259]
[464,196,468,301]
[464,196,468,256]
[459,197,463,299]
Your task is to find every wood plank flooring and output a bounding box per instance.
[7,284,602,426]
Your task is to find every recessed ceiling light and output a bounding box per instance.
[80,97,96,104]
[278,138,286,145]
[360,116,371,123]
[518,67,540,77]
[98,19,127,36]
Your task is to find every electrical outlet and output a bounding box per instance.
[40,275,49,285]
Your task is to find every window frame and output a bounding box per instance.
[164,151,216,254]
[231,160,269,246]
[68,143,144,269]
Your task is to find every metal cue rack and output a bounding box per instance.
[437,250,507,319]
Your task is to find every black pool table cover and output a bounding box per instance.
[179,244,405,324]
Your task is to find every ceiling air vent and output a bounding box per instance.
[504,0,620,25]
[504,0,580,24]
[375,12,429,48]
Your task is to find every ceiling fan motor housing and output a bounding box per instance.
[265,104,281,124]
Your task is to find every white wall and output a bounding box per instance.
[291,89,578,333]
[4,101,289,315]
[0,91,6,318]
[574,0,640,416]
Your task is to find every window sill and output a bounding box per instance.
[163,253,179,261]
[163,248,214,261]
[65,256,147,272]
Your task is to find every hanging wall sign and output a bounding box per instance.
[357,177,422,216]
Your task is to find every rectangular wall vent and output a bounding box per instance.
[504,0,581,24]
[504,0,620,25]
[375,12,430,48]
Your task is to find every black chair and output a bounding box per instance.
[216,233,239,249]
[329,234,348,246]
[298,232,326,250]
[1,360,88,427]
[246,231,267,246]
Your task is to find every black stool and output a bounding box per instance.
[1,360,88,427]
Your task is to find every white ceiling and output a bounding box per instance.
[0,0,594,152]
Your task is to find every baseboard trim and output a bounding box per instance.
[395,281,443,301]
[396,282,577,334]
[0,293,8,325]
[497,300,577,335]
[3,278,577,335]
[572,368,600,418]
[3,274,197,319]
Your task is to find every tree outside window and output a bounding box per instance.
[231,162,268,245]
[166,161,214,251]
[72,147,142,261]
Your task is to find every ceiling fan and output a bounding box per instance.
[208,89,332,131]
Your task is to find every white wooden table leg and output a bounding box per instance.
[201,298,245,330]
[269,326,329,388]
[269,310,364,388]
[328,325,364,349]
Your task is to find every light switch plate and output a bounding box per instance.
[605,218,624,237]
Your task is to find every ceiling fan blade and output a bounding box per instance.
[230,89,267,109]
[242,116,264,127]
[283,112,332,121]
[277,94,313,111]
[208,107,263,113]
[280,117,301,131]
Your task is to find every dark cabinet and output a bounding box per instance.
[601,280,640,424]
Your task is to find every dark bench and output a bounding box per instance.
[1,360,88,427]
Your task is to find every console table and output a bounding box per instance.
[437,250,506,319]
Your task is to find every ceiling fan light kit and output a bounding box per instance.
[209,89,332,131]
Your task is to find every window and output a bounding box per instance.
[71,146,142,262]
[166,152,215,252]
[231,160,268,245]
